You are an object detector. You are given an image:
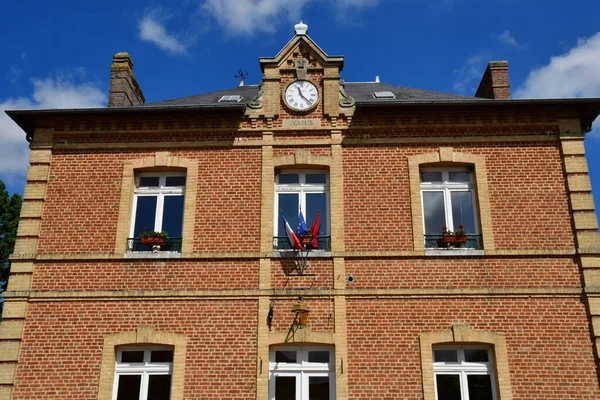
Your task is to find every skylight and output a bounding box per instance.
[373,91,396,99]
[219,95,243,102]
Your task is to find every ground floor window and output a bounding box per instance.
[113,347,173,400]
[269,346,335,400]
[433,346,496,400]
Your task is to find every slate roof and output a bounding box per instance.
[142,82,478,108]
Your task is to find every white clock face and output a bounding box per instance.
[284,80,319,111]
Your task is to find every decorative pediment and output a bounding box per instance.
[258,22,344,73]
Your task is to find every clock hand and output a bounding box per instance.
[297,87,313,105]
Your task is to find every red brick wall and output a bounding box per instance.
[269,298,334,333]
[30,260,259,291]
[346,297,600,399]
[271,259,334,289]
[193,148,261,252]
[344,257,581,289]
[343,142,573,251]
[38,148,262,254]
[12,300,258,400]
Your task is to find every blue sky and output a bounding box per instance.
[1,0,600,208]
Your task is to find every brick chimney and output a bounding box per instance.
[475,61,510,100]
[108,52,145,107]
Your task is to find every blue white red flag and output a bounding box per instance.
[282,214,303,250]
[298,210,308,237]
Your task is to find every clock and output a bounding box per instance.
[283,80,319,112]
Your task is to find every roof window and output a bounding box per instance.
[373,91,396,99]
[219,95,243,102]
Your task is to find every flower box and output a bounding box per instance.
[442,234,468,245]
[141,236,166,246]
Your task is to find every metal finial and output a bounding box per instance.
[235,69,248,87]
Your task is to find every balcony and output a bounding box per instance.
[126,237,182,253]
[273,236,331,251]
[424,234,483,250]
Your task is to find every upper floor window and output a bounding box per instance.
[269,346,335,400]
[113,347,174,400]
[421,168,481,249]
[129,172,186,252]
[433,346,496,400]
[274,171,330,251]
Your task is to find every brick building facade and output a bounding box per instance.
[2,22,600,399]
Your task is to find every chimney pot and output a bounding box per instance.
[475,61,510,100]
[108,52,145,107]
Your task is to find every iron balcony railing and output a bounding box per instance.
[127,237,183,252]
[424,234,483,250]
[273,236,331,251]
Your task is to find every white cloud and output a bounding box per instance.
[336,0,380,8]
[202,0,309,35]
[138,14,188,54]
[515,32,600,99]
[0,73,106,185]
[452,54,488,94]
[496,30,522,48]
[515,32,600,139]
[201,0,382,36]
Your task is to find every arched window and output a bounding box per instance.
[269,346,335,400]
[273,170,330,251]
[420,167,481,249]
[113,346,174,400]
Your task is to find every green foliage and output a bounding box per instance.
[0,180,23,317]
[139,228,168,239]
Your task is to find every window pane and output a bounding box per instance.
[436,374,462,400]
[305,173,327,184]
[309,376,329,400]
[147,375,172,400]
[165,176,186,187]
[449,171,471,182]
[421,172,442,182]
[467,375,493,400]
[139,177,160,187]
[434,350,458,363]
[151,350,174,363]
[422,191,446,234]
[465,349,489,362]
[275,351,297,363]
[278,174,300,184]
[133,196,157,237]
[308,351,330,363]
[121,350,144,363]
[116,375,141,400]
[162,196,185,237]
[278,194,299,237]
[306,193,328,235]
[450,191,475,233]
[275,376,296,399]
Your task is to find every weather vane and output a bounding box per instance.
[235,69,248,87]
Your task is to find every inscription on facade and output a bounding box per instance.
[283,119,321,129]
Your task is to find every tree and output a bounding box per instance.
[0,181,22,318]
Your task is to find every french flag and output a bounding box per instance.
[282,214,303,250]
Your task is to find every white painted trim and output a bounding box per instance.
[268,346,335,400]
[432,346,497,400]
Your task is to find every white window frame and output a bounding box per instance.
[273,170,330,238]
[269,346,335,400]
[420,168,479,234]
[433,346,497,400]
[129,172,186,238]
[112,346,174,400]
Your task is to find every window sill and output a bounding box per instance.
[272,250,332,258]
[425,249,485,257]
[124,251,182,259]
